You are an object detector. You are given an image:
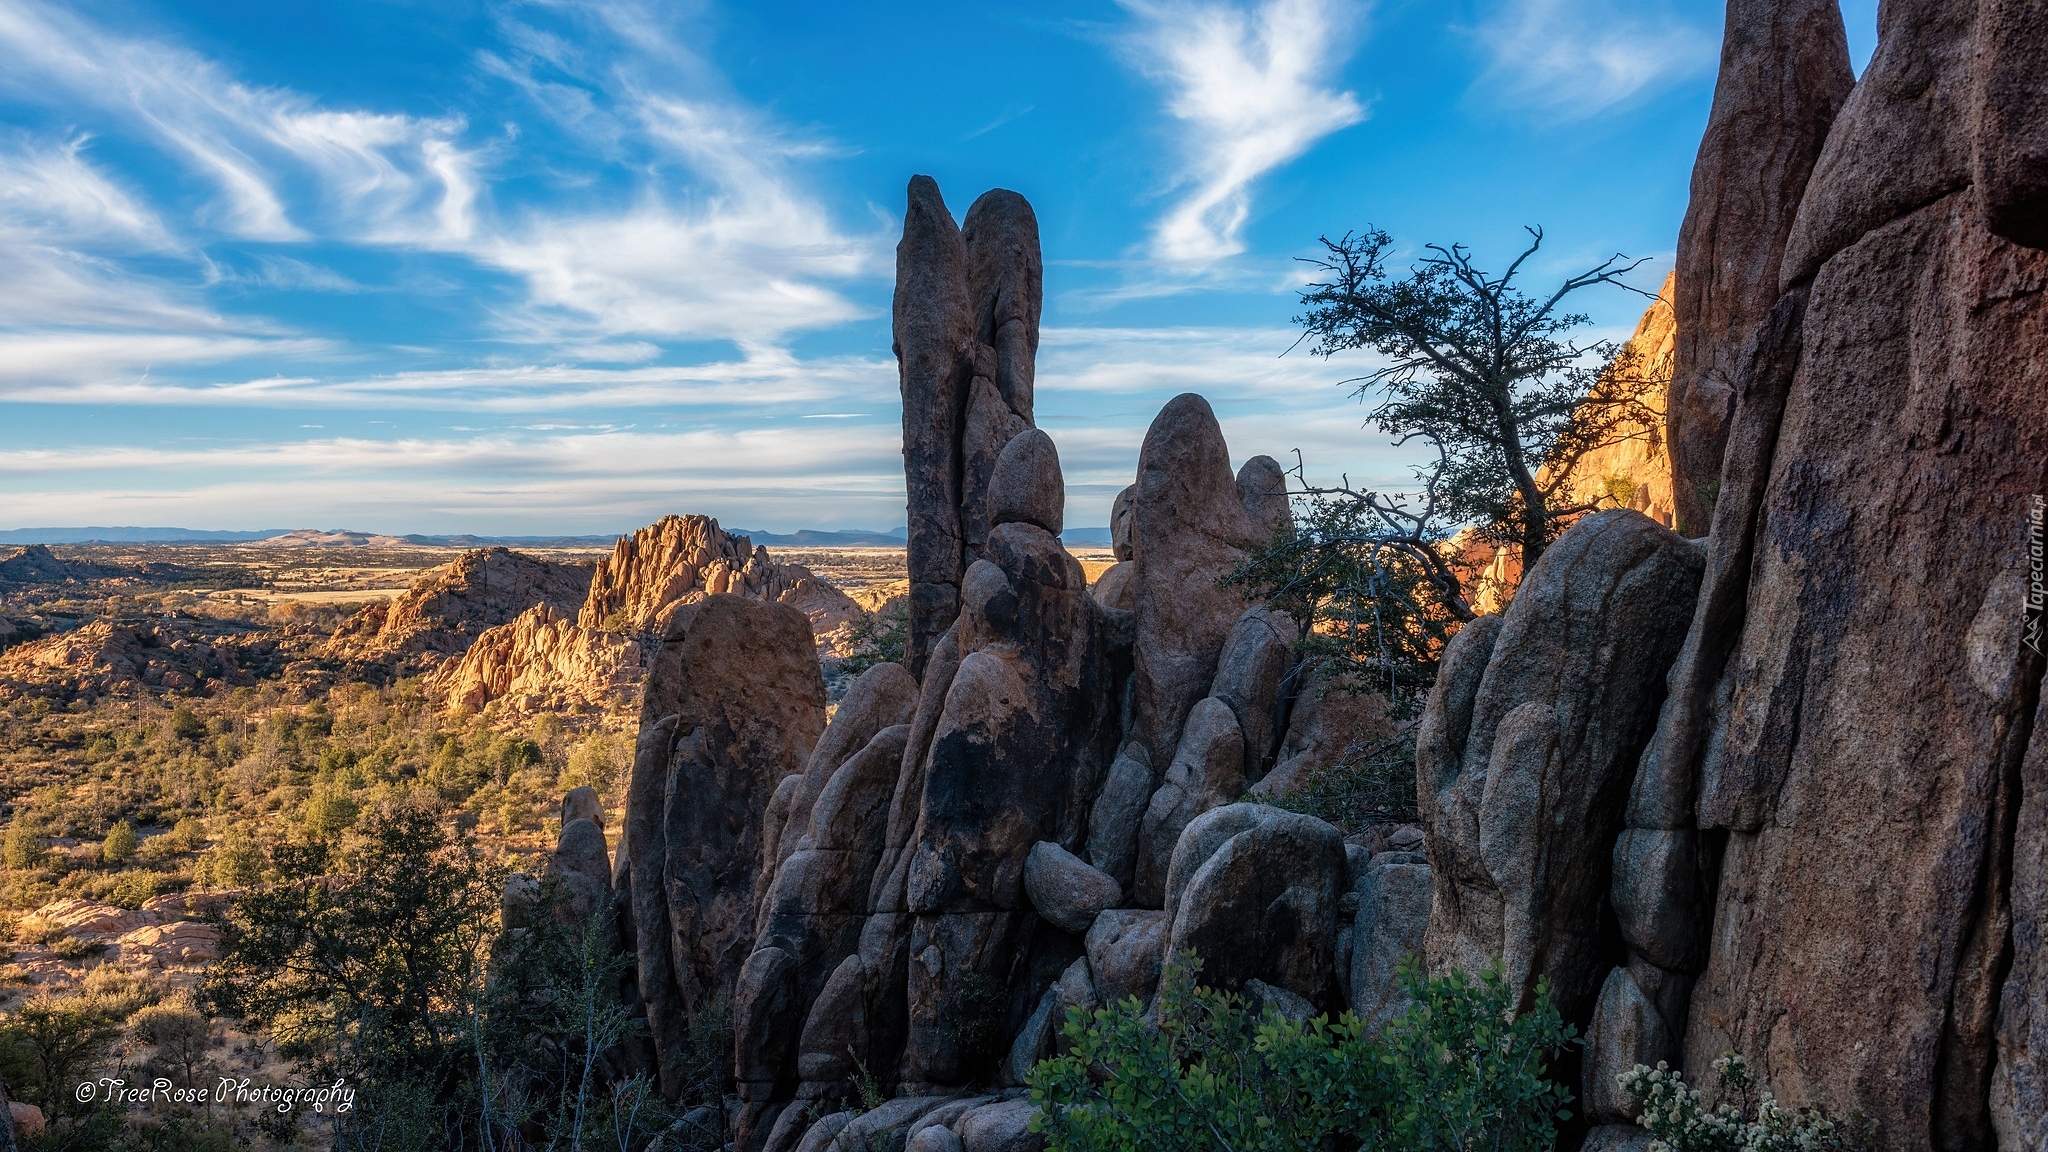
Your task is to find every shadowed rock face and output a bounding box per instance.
[1684,185,2048,1146]
[624,594,825,1096]
[1421,510,1703,1028]
[1129,394,1279,769]
[894,179,1044,680]
[1667,0,1852,535]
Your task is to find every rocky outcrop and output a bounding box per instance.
[1666,0,1853,535]
[1420,510,1702,1026]
[0,544,82,583]
[1130,394,1282,769]
[895,178,1043,679]
[625,595,826,1096]
[436,604,642,713]
[436,516,859,714]
[0,618,279,702]
[1164,804,1345,1008]
[328,547,591,669]
[626,183,1384,1152]
[579,515,858,638]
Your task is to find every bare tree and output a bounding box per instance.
[1294,226,1662,576]
[1233,227,1663,715]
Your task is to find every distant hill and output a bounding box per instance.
[0,523,1113,548]
[0,527,289,544]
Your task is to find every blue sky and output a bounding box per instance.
[0,0,1877,535]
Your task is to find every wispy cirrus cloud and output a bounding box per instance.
[1116,0,1368,268]
[0,0,478,244]
[1470,0,1716,119]
[0,424,910,534]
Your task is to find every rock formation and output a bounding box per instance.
[1671,0,2048,1135]
[1419,510,1702,1028]
[625,595,827,1097]
[434,516,859,714]
[328,546,592,670]
[1666,0,1853,535]
[601,180,1413,1152]
[895,177,1043,679]
[579,515,858,638]
[1393,3,2048,1146]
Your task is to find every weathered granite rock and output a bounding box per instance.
[626,595,826,1095]
[1995,691,2048,1147]
[1236,455,1292,546]
[1022,842,1119,934]
[988,429,1063,535]
[963,190,1042,423]
[1685,189,2048,1145]
[1083,743,1152,890]
[1422,511,1703,1025]
[1090,561,1134,612]
[739,724,912,1121]
[549,817,613,925]
[1349,853,1432,1030]
[900,512,1119,1085]
[1667,0,1853,534]
[1006,956,1095,1082]
[1164,803,1345,1006]
[1610,828,1706,973]
[1974,0,2048,251]
[1206,607,1298,783]
[328,546,592,669]
[956,1098,1043,1152]
[1584,966,1677,1123]
[776,663,919,872]
[1134,697,1245,906]
[562,786,604,827]
[896,176,975,678]
[1109,485,1136,562]
[1253,671,1396,800]
[1085,909,1167,1008]
[1130,394,1274,767]
[437,602,642,713]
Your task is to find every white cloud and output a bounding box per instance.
[0,0,477,244]
[0,342,896,412]
[1472,0,1716,119]
[1118,0,1367,266]
[0,424,909,535]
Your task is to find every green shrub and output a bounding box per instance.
[303,788,362,838]
[2,821,46,872]
[1268,726,1420,831]
[194,831,264,888]
[100,819,138,865]
[1029,956,1576,1152]
[100,868,170,909]
[1617,1054,1874,1151]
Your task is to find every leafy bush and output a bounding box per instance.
[1618,1054,1874,1152]
[1029,956,1576,1152]
[99,819,138,865]
[2,820,47,872]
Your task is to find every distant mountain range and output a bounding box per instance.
[0,524,1116,548]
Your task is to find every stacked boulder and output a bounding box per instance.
[609,178,1423,1152]
[896,178,1044,679]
